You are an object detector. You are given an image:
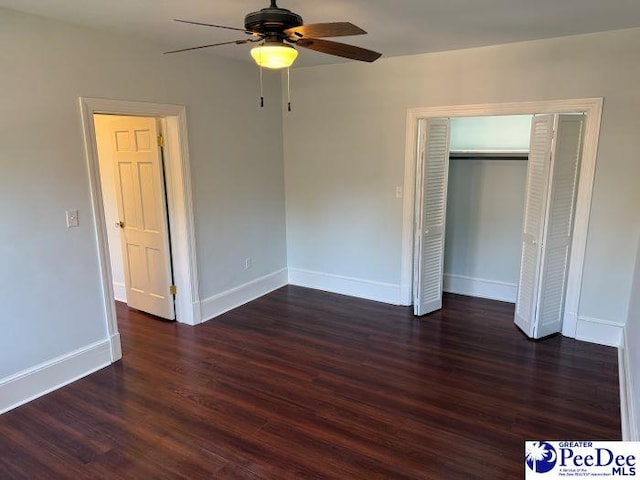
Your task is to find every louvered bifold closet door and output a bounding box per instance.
[514,115,555,336]
[413,118,451,316]
[534,114,585,338]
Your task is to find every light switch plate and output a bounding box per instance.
[66,210,79,228]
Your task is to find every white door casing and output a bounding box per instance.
[515,114,585,338]
[413,118,451,316]
[110,116,175,320]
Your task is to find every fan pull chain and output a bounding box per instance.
[259,65,264,108]
[287,67,292,112]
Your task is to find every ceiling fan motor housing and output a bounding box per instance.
[166,0,381,64]
[244,5,303,35]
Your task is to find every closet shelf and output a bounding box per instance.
[449,150,529,160]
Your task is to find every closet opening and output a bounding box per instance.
[444,115,532,306]
[402,99,602,341]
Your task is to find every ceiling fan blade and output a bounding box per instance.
[174,19,253,35]
[164,39,250,54]
[284,22,366,39]
[296,38,381,62]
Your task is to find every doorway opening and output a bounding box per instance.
[401,99,603,340]
[80,98,201,362]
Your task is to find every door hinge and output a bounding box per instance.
[157,134,165,148]
[170,285,177,296]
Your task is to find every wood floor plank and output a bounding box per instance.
[0,287,620,479]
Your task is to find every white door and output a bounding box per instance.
[413,118,451,316]
[515,114,585,338]
[514,115,555,336]
[109,116,176,320]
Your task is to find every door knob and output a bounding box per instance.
[425,228,430,234]
[116,221,125,229]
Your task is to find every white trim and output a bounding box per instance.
[563,311,579,338]
[110,333,122,362]
[288,268,402,305]
[619,346,629,440]
[574,316,623,347]
[79,97,201,343]
[562,101,603,338]
[113,281,127,302]
[160,116,200,326]
[399,284,412,306]
[443,274,517,303]
[0,340,111,414]
[400,107,421,305]
[200,269,288,323]
[620,330,638,440]
[401,98,603,338]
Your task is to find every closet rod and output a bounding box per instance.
[449,151,529,161]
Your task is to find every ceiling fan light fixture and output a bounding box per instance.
[250,42,298,69]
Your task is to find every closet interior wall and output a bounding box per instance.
[443,115,532,303]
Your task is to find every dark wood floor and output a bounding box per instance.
[0,287,620,479]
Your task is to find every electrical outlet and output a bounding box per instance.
[395,186,403,199]
[245,257,252,269]
[66,209,79,228]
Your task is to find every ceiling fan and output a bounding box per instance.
[164,0,382,69]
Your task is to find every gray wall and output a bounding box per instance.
[283,27,640,328]
[444,159,527,286]
[0,8,286,379]
[450,115,532,151]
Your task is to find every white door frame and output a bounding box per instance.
[79,97,201,362]
[400,98,603,338]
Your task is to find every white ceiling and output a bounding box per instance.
[3,0,640,68]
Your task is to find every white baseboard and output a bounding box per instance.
[443,273,517,303]
[200,268,288,323]
[113,281,127,303]
[110,333,122,361]
[575,316,623,347]
[288,268,402,305]
[0,339,112,414]
[619,329,638,440]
